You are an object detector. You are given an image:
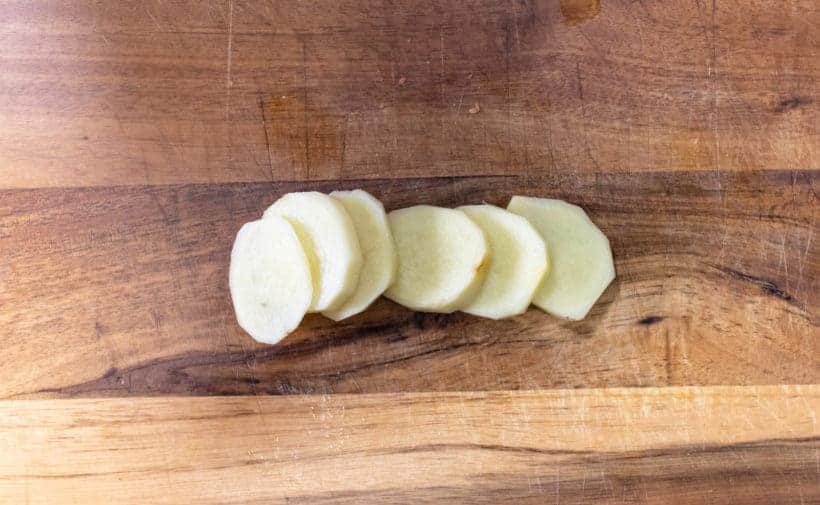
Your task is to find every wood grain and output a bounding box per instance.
[1,386,817,504]
[1,0,816,188]
[1,171,816,398]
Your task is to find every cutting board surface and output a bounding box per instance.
[0,0,817,503]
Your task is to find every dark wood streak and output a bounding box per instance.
[775,95,811,113]
[35,319,410,396]
[265,435,820,463]
[1,458,270,481]
[638,316,665,326]
[385,442,594,456]
[7,434,816,482]
[296,437,820,504]
[716,266,795,302]
[33,314,576,397]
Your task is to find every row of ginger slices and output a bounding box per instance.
[230,190,615,344]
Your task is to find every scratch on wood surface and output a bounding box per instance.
[665,330,674,386]
[257,94,274,180]
[709,0,719,168]
[22,450,30,505]
[544,91,557,169]
[575,61,584,101]
[575,30,606,172]
[233,312,261,401]
[302,40,310,178]
[797,222,813,292]
[778,232,789,280]
[709,0,730,267]
[439,25,445,100]
[600,467,611,494]
[502,17,513,176]
[225,0,234,122]
[145,7,162,31]
[511,0,521,51]
[339,114,348,179]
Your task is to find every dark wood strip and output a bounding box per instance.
[0,171,817,398]
[1,0,816,188]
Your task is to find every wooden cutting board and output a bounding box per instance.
[0,0,817,503]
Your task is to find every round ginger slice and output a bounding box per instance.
[229,217,313,345]
[385,205,489,313]
[458,204,548,319]
[507,196,615,320]
[264,191,363,312]
[322,189,397,321]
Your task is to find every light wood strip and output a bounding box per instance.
[0,386,817,504]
